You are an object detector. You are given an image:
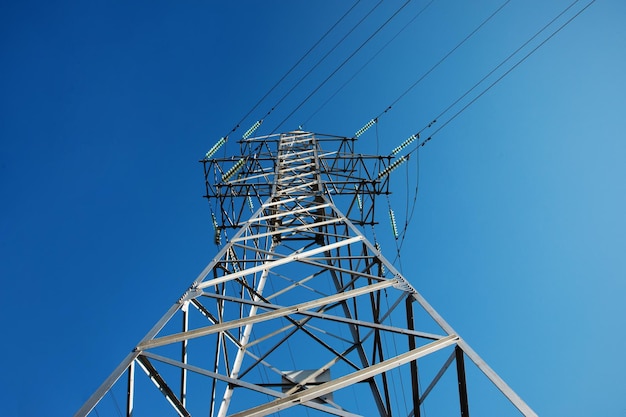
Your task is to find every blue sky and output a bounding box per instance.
[1,1,625,416]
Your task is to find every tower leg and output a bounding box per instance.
[181,302,189,408]
[455,346,470,417]
[406,296,421,417]
[126,361,134,417]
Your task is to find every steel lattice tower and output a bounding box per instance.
[76,131,536,416]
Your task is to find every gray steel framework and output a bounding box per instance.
[76,131,536,416]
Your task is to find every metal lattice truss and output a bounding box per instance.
[202,132,393,235]
[76,132,536,416]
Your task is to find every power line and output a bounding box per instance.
[379,0,512,119]
[271,0,413,134]
[352,0,512,138]
[393,146,420,265]
[220,0,363,139]
[406,0,596,156]
[420,0,582,144]
[389,0,596,253]
[255,0,385,132]
[302,0,436,128]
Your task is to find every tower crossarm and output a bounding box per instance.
[202,131,395,237]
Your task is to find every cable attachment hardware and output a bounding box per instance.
[179,287,203,303]
[392,278,412,292]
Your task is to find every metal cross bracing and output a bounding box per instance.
[202,132,393,238]
[76,131,537,417]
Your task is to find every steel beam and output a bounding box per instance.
[229,335,459,417]
[407,297,421,417]
[126,360,134,417]
[79,132,536,417]
[455,346,470,417]
[136,356,190,417]
[457,339,537,417]
[180,302,188,408]
[197,236,363,290]
[419,350,455,406]
[201,290,444,340]
[408,290,537,416]
[139,279,397,350]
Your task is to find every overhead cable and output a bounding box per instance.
[392,0,596,263]
[413,0,583,148]
[302,0,436,128]
[259,1,385,132]
[380,0,512,120]
[221,0,363,139]
[353,0,511,137]
[406,0,596,156]
[388,0,596,261]
[272,0,413,134]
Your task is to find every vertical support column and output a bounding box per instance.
[126,360,135,417]
[406,296,421,417]
[455,346,470,417]
[181,301,189,408]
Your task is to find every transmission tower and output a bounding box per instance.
[76,131,536,416]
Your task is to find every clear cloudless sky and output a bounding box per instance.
[1,1,625,416]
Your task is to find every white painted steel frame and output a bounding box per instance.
[76,132,536,417]
[230,335,459,417]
